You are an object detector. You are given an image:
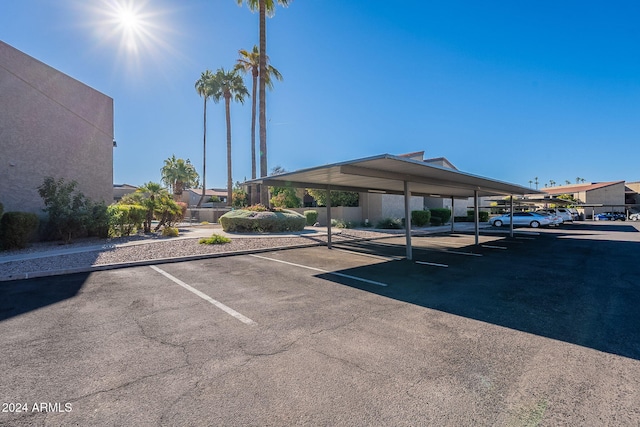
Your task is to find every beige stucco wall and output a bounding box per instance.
[0,41,113,215]
[586,183,626,214]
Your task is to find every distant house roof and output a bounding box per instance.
[423,157,458,171]
[113,184,138,189]
[543,181,624,195]
[186,188,227,197]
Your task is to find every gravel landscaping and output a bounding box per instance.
[0,227,394,280]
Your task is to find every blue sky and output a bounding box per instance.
[3,0,639,190]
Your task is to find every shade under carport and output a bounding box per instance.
[246,154,545,259]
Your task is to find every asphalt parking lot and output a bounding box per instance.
[2,222,640,425]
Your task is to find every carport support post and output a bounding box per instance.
[451,197,455,233]
[326,186,332,249]
[404,180,413,261]
[509,195,514,238]
[474,190,479,245]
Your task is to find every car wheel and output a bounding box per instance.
[493,220,503,227]
[530,221,540,228]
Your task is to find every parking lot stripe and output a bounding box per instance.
[481,244,508,250]
[149,266,255,325]
[332,247,403,261]
[249,254,389,287]
[415,261,449,268]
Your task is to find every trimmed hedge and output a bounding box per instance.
[220,209,306,233]
[430,208,451,225]
[411,210,431,227]
[304,210,318,226]
[108,204,146,236]
[0,212,39,250]
[466,210,490,222]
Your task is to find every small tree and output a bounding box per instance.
[37,177,100,243]
[306,188,359,207]
[232,182,248,208]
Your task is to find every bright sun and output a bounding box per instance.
[117,8,140,31]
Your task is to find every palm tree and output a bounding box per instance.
[235,45,283,183]
[161,155,200,201]
[195,70,217,207]
[210,68,249,206]
[236,0,291,204]
[136,182,168,233]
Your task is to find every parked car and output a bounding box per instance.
[489,212,553,228]
[595,212,626,221]
[537,208,573,223]
[629,213,640,221]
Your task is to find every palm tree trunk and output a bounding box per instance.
[197,98,207,207]
[250,69,258,205]
[259,0,269,205]
[226,96,233,207]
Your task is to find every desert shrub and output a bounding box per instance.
[108,204,146,237]
[199,234,231,244]
[304,210,318,226]
[0,212,39,250]
[306,189,359,207]
[245,204,269,212]
[376,217,403,229]
[466,210,489,222]
[161,226,179,237]
[430,208,451,225]
[37,177,106,242]
[220,209,306,233]
[411,210,431,227]
[331,218,355,228]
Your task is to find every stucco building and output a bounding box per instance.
[0,41,114,215]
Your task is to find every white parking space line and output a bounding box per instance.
[249,254,389,287]
[515,236,536,240]
[415,261,449,268]
[481,244,508,250]
[149,266,255,325]
[332,247,403,261]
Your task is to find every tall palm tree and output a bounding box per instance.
[236,0,291,204]
[235,45,283,182]
[161,154,200,201]
[210,68,249,206]
[195,70,216,207]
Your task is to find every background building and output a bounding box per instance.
[0,41,114,215]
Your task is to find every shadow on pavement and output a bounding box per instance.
[318,233,640,361]
[0,273,88,322]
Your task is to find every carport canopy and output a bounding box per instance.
[246,154,545,260]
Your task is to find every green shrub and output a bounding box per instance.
[376,217,403,229]
[411,210,431,227]
[87,202,110,238]
[108,204,146,237]
[304,210,318,226]
[466,210,489,222]
[161,226,179,237]
[430,217,442,226]
[430,208,451,225]
[0,212,39,250]
[331,218,355,228]
[220,209,306,233]
[199,234,231,244]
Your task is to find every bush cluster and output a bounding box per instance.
[411,210,431,227]
[331,218,356,229]
[107,204,146,237]
[0,212,39,250]
[467,210,489,222]
[430,208,451,225]
[303,210,318,226]
[161,226,179,237]
[220,209,306,233]
[199,234,231,245]
[376,217,404,229]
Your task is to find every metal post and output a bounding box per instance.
[404,181,412,261]
[326,186,332,249]
[450,197,455,233]
[474,190,480,245]
[509,195,514,238]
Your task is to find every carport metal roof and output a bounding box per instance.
[250,154,539,199]
[247,154,544,260]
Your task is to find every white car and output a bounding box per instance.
[629,213,640,221]
[489,212,553,228]
[537,208,573,223]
